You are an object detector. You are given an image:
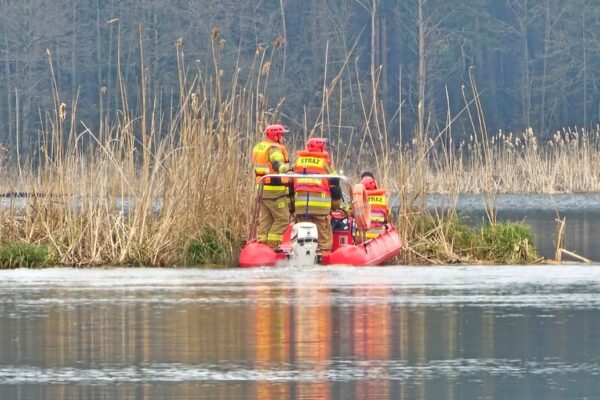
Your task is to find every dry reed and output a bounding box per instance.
[0,29,593,266]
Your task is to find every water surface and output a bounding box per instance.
[1,266,600,399]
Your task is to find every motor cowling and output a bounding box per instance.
[290,222,319,266]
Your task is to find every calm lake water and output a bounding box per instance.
[2,266,600,400]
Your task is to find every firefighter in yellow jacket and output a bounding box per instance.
[293,138,336,252]
[252,124,293,249]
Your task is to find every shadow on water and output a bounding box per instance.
[423,193,600,261]
[1,267,600,400]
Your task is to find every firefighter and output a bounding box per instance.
[360,172,390,240]
[252,124,293,249]
[293,138,336,252]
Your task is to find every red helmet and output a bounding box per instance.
[265,124,288,143]
[360,176,378,190]
[306,137,327,152]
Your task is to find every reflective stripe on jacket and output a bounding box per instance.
[365,227,386,239]
[366,189,389,229]
[252,140,290,198]
[293,150,333,215]
[364,188,389,238]
[294,191,331,208]
[293,150,331,194]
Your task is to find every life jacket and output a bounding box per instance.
[293,150,332,215]
[366,188,388,228]
[293,150,331,194]
[252,140,289,191]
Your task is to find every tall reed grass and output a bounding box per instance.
[0,30,588,266]
[1,33,272,266]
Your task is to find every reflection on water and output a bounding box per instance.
[2,267,600,399]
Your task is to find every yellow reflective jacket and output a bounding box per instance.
[252,140,290,198]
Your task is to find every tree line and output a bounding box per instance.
[1,0,599,155]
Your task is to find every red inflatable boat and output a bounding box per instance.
[238,174,403,267]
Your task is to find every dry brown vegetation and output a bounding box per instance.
[0,36,265,266]
[0,34,588,267]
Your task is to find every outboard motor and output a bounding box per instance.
[290,222,319,266]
